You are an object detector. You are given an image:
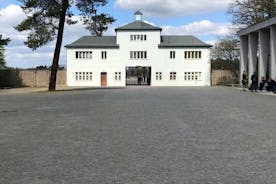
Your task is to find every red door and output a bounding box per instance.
[101,73,107,86]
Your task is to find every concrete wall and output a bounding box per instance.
[212,70,239,86]
[0,70,66,87]
[1,69,232,87]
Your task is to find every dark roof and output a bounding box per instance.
[238,16,276,36]
[159,35,212,48]
[65,35,211,49]
[134,10,142,15]
[115,21,162,31]
[65,36,119,48]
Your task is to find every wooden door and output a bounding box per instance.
[101,72,107,86]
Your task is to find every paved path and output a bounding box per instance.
[0,87,275,184]
[0,86,93,94]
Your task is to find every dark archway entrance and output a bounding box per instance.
[126,66,151,86]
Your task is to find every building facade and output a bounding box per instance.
[238,16,276,84]
[66,11,212,87]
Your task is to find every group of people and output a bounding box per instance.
[241,71,276,93]
[137,76,150,85]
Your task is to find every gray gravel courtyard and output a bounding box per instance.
[0,87,276,184]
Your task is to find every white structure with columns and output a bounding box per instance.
[238,16,276,84]
[66,11,212,87]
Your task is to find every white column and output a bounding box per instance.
[259,30,270,82]
[270,25,276,79]
[248,33,258,84]
[240,35,249,83]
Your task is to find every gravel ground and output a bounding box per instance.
[0,87,276,184]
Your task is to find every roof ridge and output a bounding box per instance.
[115,20,162,31]
[161,35,196,37]
[81,35,116,37]
[134,10,142,15]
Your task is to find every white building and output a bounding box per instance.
[66,11,212,87]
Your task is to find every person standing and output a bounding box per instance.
[241,70,247,91]
[250,72,258,92]
[259,77,266,91]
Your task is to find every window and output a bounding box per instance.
[170,51,176,59]
[75,51,93,59]
[75,72,93,81]
[130,34,147,41]
[115,72,121,81]
[156,72,162,80]
[184,72,202,81]
[170,72,176,80]
[184,51,202,59]
[130,51,147,59]
[101,51,107,59]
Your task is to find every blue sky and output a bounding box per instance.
[0,0,234,68]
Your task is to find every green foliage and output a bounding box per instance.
[228,0,276,27]
[0,35,10,47]
[0,51,5,69]
[83,13,115,36]
[15,0,115,50]
[15,0,69,50]
[211,59,239,71]
[15,0,114,90]
[211,36,240,78]
[76,0,115,36]
[35,65,48,70]
[33,65,65,70]
[0,35,11,69]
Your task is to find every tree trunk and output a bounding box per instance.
[48,0,68,91]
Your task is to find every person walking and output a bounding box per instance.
[241,70,247,91]
[250,72,258,92]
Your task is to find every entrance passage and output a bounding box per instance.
[101,72,107,86]
[126,66,151,86]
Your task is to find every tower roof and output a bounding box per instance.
[115,21,162,31]
[134,10,143,15]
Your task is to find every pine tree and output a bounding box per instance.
[0,34,11,69]
[15,0,115,91]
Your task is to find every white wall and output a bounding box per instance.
[152,48,210,86]
[67,31,211,87]
[67,48,125,87]
[116,31,161,68]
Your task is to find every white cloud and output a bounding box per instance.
[0,4,27,41]
[205,40,216,45]
[161,20,232,36]
[0,5,92,68]
[0,4,232,68]
[115,0,232,16]
[0,4,25,26]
